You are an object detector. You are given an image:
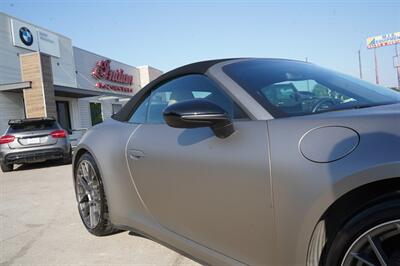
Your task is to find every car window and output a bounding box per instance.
[7,120,59,133]
[128,74,248,124]
[223,59,400,117]
[259,80,357,114]
[129,97,149,124]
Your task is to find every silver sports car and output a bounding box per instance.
[73,59,400,266]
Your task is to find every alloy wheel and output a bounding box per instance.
[76,160,102,229]
[341,219,400,266]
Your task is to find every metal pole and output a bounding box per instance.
[396,44,400,88]
[374,48,380,84]
[305,57,310,91]
[358,50,363,79]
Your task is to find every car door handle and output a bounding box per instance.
[128,149,145,160]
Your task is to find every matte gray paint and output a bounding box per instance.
[267,103,400,265]
[73,61,400,265]
[126,121,276,265]
[299,126,360,163]
[74,119,245,265]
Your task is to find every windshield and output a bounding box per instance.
[223,59,400,117]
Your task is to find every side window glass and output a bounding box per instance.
[145,75,248,124]
[147,90,173,124]
[129,97,149,124]
[261,80,356,114]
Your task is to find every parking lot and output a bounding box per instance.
[0,162,198,266]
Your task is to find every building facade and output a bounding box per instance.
[0,12,162,135]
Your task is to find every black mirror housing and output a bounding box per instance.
[163,99,235,138]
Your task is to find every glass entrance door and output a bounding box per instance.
[56,101,72,130]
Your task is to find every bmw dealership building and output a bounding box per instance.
[0,12,162,135]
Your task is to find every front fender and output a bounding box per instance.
[71,119,151,226]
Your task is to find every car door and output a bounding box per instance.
[126,74,275,265]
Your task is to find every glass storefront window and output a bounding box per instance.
[90,102,103,126]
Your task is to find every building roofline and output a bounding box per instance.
[137,65,163,71]
[72,46,140,69]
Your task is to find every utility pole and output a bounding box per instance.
[358,50,363,79]
[395,44,400,88]
[374,48,380,84]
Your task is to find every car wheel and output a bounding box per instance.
[324,199,400,266]
[74,153,121,236]
[1,162,13,172]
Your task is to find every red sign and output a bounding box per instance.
[91,60,134,93]
[95,82,133,93]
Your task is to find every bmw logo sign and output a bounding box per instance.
[19,27,33,46]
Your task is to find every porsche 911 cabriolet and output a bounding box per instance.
[73,58,400,266]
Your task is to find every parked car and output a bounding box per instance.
[73,59,400,266]
[0,117,72,172]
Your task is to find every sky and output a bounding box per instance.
[1,0,399,87]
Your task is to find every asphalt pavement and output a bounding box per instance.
[0,162,199,266]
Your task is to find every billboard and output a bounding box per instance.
[367,32,400,49]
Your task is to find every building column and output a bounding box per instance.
[20,52,57,119]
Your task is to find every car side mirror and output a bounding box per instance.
[163,99,235,139]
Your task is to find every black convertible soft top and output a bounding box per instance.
[112,59,237,122]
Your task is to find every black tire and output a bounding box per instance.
[1,162,13,172]
[74,152,121,236]
[323,199,400,266]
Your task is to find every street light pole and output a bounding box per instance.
[374,48,380,84]
[358,50,363,79]
[395,44,400,88]
[306,57,310,91]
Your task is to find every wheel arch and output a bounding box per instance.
[322,177,400,240]
[307,176,400,265]
[73,148,88,168]
[72,145,105,191]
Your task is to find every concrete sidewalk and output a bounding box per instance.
[0,162,198,265]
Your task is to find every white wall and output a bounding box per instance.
[0,92,25,134]
[50,37,77,88]
[138,65,163,88]
[102,101,113,120]
[0,13,24,84]
[78,98,92,129]
[77,97,126,129]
